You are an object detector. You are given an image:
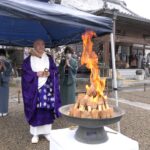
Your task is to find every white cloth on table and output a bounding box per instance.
[30,124,52,136]
[49,127,139,150]
[31,52,49,89]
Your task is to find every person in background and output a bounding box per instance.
[59,46,78,105]
[22,39,61,143]
[137,53,143,69]
[0,49,12,117]
[141,55,146,69]
[130,54,137,68]
[146,53,150,75]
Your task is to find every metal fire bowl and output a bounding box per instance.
[59,104,125,144]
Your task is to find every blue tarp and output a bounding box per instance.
[0,0,112,47]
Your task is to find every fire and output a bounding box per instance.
[81,31,106,101]
[69,31,113,119]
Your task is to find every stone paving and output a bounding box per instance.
[118,90,150,104]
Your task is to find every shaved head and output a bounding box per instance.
[33,39,45,48]
[33,39,45,54]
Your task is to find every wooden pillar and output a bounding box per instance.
[103,35,110,67]
[129,45,133,65]
[143,45,145,56]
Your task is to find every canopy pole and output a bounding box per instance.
[110,33,120,133]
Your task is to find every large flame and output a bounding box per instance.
[68,31,113,119]
[81,31,106,102]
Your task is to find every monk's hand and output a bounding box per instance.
[37,71,44,77]
[44,71,50,77]
[43,68,50,77]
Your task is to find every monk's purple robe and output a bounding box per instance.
[21,55,61,126]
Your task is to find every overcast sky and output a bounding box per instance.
[124,0,150,19]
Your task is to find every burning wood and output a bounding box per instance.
[69,93,114,119]
[69,31,114,119]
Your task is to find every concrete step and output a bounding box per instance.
[116,69,145,79]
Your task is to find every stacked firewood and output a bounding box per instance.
[69,91,114,119]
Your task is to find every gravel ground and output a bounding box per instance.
[0,86,150,150]
[109,102,150,150]
[118,90,150,104]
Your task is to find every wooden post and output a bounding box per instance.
[143,45,145,56]
[103,36,110,67]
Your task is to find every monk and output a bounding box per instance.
[22,39,61,143]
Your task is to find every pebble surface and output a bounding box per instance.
[0,87,150,150]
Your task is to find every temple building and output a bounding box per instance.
[61,0,150,78]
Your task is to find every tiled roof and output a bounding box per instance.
[103,0,139,17]
[100,0,150,24]
[60,0,150,23]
